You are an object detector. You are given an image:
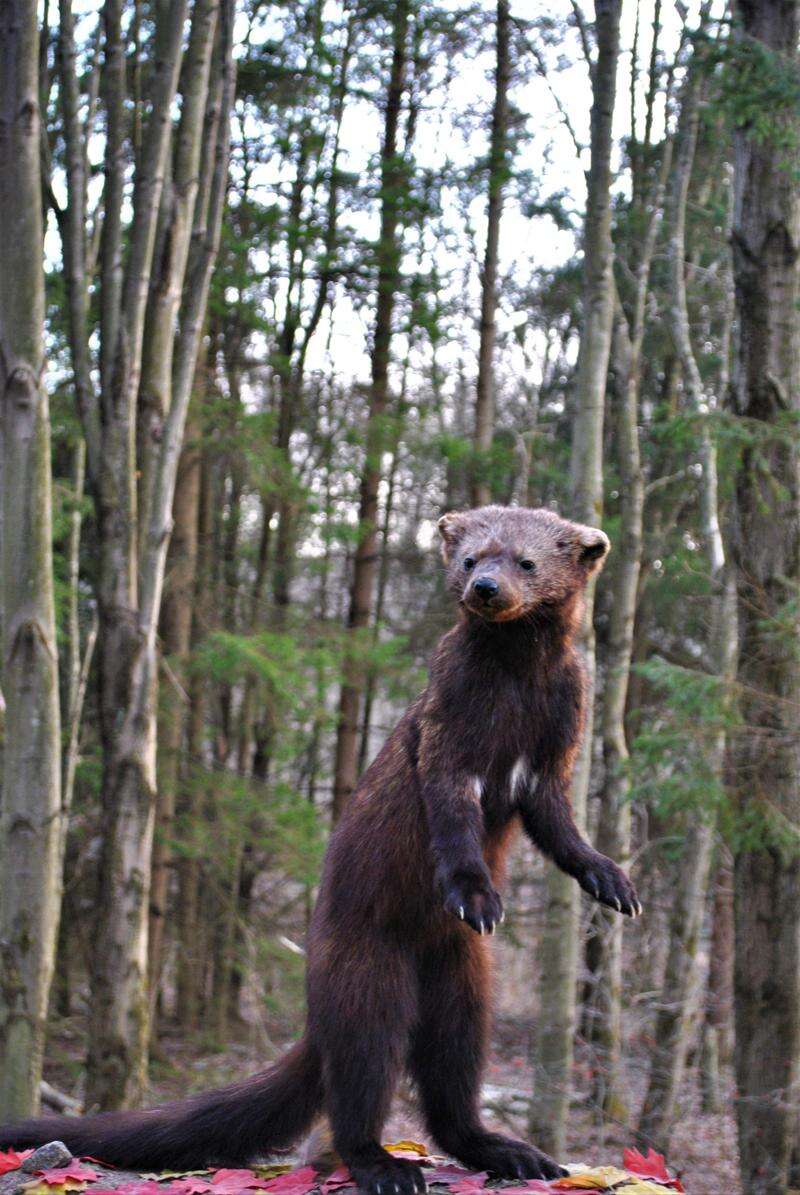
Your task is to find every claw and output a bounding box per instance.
[458,905,464,920]
[499,908,505,924]
[489,921,496,935]
[394,1185,400,1194]
[614,897,622,912]
[375,1185,381,1195]
[478,919,485,935]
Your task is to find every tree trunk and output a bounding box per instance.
[331,0,410,820]
[55,0,236,1108]
[583,120,672,1125]
[175,443,215,1030]
[728,2,800,1190]
[530,0,621,1159]
[471,0,510,507]
[0,0,63,1119]
[583,299,643,1125]
[637,43,737,1146]
[700,855,734,1114]
[61,440,96,829]
[148,403,203,1022]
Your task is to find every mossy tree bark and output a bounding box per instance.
[727,2,800,1191]
[0,0,63,1119]
[529,0,621,1159]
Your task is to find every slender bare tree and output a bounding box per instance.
[638,50,737,1146]
[0,0,62,1119]
[471,0,510,507]
[332,0,411,820]
[530,0,621,1157]
[55,0,236,1106]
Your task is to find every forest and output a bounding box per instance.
[0,1,798,1193]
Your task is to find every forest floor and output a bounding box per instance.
[41,1016,737,1195]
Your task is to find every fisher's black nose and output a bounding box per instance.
[472,577,499,601]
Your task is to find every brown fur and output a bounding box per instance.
[0,507,640,1193]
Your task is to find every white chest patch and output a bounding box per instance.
[510,756,533,798]
[468,776,484,802]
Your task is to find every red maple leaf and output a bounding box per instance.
[261,1167,320,1195]
[0,1149,33,1176]
[424,1166,473,1184]
[209,1171,273,1193]
[496,1185,553,1194]
[117,1183,166,1195]
[319,1168,352,1193]
[36,1162,101,1186]
[449,1172,488,1195]
[167,1178,213,1195]
[622,1148,683,1191]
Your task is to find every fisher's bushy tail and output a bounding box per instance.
[0,1038,323,1170]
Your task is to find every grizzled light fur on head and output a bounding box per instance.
[437,505,610,621]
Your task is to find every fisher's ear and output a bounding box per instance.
[437,511,471,561]
[558,523,611,573]
[575,525,610,572]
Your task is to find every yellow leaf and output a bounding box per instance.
[252,1168,294,1179]
[617,1182,678,1195]
[385,1142,429,1158]
[141,1172,212,1181]
[21,1184,87,1195]
[555,1167,631,1189]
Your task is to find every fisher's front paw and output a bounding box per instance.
[443,870,504,935]
[349,1154,427,1195]
[574,851,642,917]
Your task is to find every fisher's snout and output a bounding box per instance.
[472,576,500,602]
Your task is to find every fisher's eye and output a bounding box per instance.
[519,559,536,572]
[463,557,476,571]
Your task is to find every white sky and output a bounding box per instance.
[42,0,719,491]
[292,0,709,389]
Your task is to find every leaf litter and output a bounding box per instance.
[0,1143,684,1195]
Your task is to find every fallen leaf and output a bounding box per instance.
[493,1184,553,1193]
[21,1184,95,1195]
[141,1172,211,1181]
[104,1183,165,1195]
[618,1183,681,1195]
[449,1172,488,1195]
[554,1167,630,1190]
[251,1169,293,1180]
[35,1163,102,1187]
[166,1178,213,1195]
[385,1143,429,1159]
[0,1149,34,1175]
[320,1168,352,1193]
[426,1166,473,1185]
[261,1167,320,1195]
[621,1151,682,1192]
[210,1171,273,1192]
